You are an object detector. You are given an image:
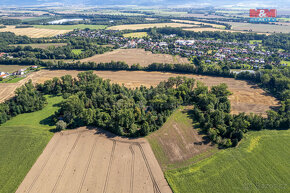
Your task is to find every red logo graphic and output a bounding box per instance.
[250,9,276,18]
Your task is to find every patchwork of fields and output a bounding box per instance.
[107,23,195,30]
[165,129,290,193]
[33,24,107,30]
[0,96,62,193]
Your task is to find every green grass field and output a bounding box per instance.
[249,40,262,44]
[123,32,148,38]
[3,77,25,83]
[72,49,83,55]
[281,60,290,66]
[0,96,62,193]
[33,24,107,30]
[165,129,290,193]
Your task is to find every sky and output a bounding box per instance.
[0,0,289,8]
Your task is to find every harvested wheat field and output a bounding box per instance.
[0,75,29,103]
[107,23,195,30]
[1,70,279,115]
[0,26,71,38]
[80,49,190,66]
[16,127,172,193]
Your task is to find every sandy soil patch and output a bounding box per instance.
[107,23,195,30]
[1,70,279,115]
[80,49,190,66]
[16,127,172,193]
[0,26,71,38]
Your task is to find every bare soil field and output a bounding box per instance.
[225,22,290,33]
[0,26,71,38]
[10,43,67,49]
[0,64,30,73]
[16,127,172,193]
[107,23,195,30]
[80,49,190,66]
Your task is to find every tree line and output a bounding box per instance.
[0,80,46,124]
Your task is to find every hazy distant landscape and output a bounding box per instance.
[0,1,289,193]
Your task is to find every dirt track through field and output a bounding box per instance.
[16,127,172,193]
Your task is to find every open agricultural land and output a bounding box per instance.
[225,22,290,33]
[33,24,107,30]
[107,23,196,30]
[123,32,148,38]
[80,49,190,66]
[0,69,278,115]
[172,19,226,29]
[165,129,290,193]
[0,65,30,73]
[9,43,67,49]
[16,127,172,193]
[147,107,217,170]
[0,26,71,38]
[0,96,62,193]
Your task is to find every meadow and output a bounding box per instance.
[0,96,62,193]
[33,24,107,30]
[165,129,290,193]
[123,32,148,38]
[71,49,83,55]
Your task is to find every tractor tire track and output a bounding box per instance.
[77,136,98,193]
[102,140,116,193]
[129,144,135,193]
[51,132,82,193]
[136,143,161,193]
[26,134,62,193]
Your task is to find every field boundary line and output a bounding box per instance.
[26,134,62,193]
[102,139,116,193]
[77,136,98,193]
[51,132,82,193]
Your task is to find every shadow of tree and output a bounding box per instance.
[39,115,55,127]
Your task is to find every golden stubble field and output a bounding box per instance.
[16,127,172,193]
[80,49,190,66]
[0,69,278,115]
[0,26,71,38]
